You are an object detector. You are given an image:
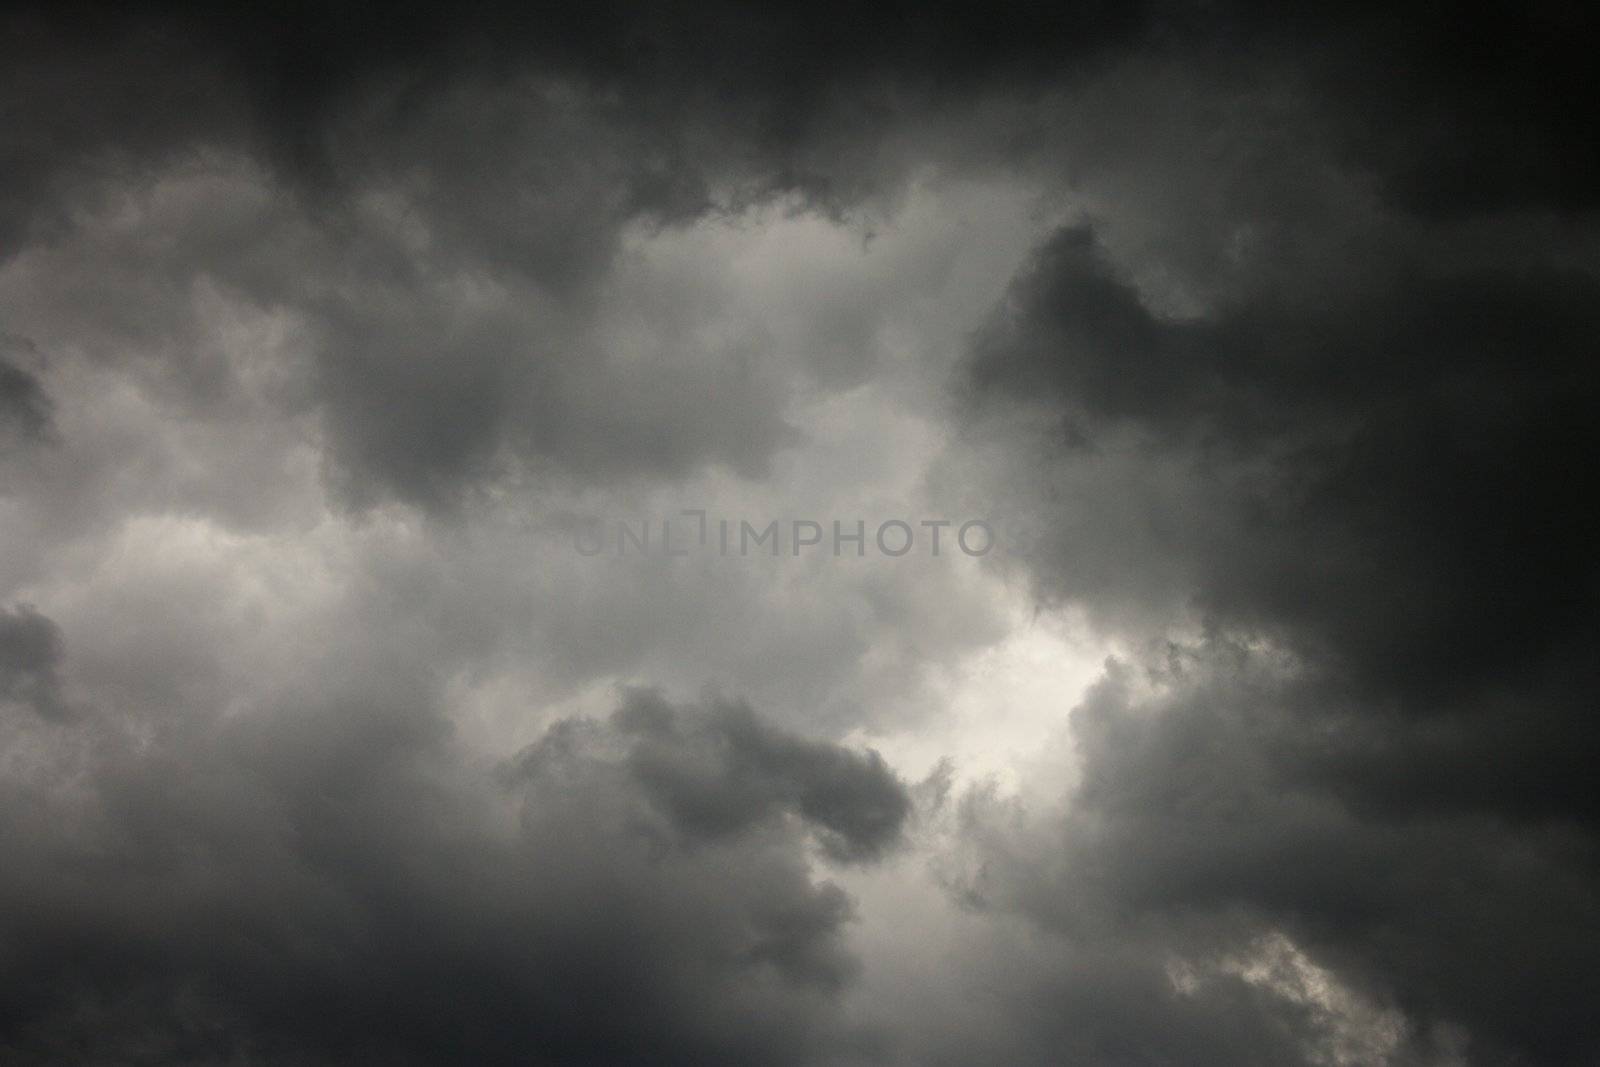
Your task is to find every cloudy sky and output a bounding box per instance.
[2,3,1597,1064]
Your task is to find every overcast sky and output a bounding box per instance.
[2,3,1598,1065]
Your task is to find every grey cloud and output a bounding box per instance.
[7,1,1588,516]
[0,0,1153,516]
[0,603,66,718]
[965,221,1599,794]
[937,645,1600,1065]
[0,363,52,452]
[951,154,1599,1067]
[0,136,801,515]
[4,4,1598,1064]
[0,686,898,1064]
[599,688,911,863]
[0,335,53,451]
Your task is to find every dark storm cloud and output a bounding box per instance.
[969,220,1599,747]
[1261,1,1600,216]
[605,689,910,863]
[0,360,52,447]
[16,0,1099,511]
[10,1,1591,211]
[932,17,1599,1062]
[972,224,1597,671]
[0,683,906,1065]
[0,336,53,448]
[0,0,1146,284]
[3,2,1598,1064]
[0,0,1160,510]
[938,648,1600,1065]
[5,1,1590,255]
[0,604,66,718]
[956,186,1599,1064]
[6,1,1592,511]
[1,1,1148,199]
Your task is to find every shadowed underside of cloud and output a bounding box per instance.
[935,648,1599,1065]
[0,335,54,451]
[979,225,1596,656]
[1,2,1597,1064]
[0,604,67,718]
[967,221,1600,793]
[6,2,1593,229]
[954,208,1600,1062]
[0,680,908,1065]
[0,363,52,447]
[3,1,1595,510]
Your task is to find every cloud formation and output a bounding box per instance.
[2,1,1597,1064]
[949,95,1599,1067]
[0,681,905,1064]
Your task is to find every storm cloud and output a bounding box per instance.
[0,681,906,1064]
[2,1,1598,1065]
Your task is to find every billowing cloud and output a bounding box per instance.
[0,603,66,718]
[3,1,1597,1064]
[0,682,906,1064]
[0,335,54,452]
[947,108,1599,1067]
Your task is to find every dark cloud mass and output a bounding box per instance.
[971,224,1598,713]
[0,683,904,1064]
[954,72,1600,1067]
[2,0,1599,1064]
[0,337,54,448]
[0,604,66,718]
